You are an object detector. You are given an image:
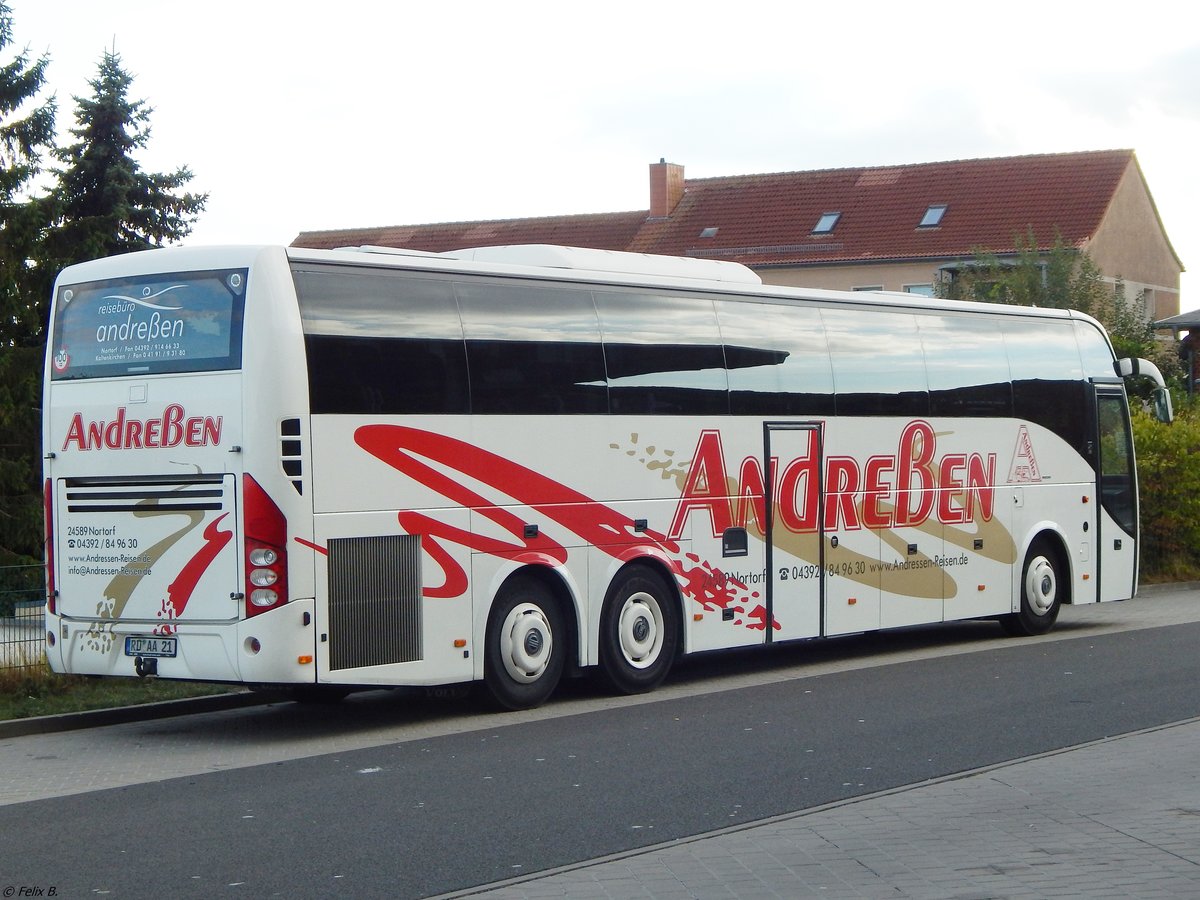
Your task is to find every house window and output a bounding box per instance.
[919,204,947,228]
[904,284,934,296]
[699,226,719,238]
[813,212,841,234]
[1142,288,1156,318]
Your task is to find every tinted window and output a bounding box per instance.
[1075,319,1117,378]
[294,267,469,414]
[1097,391,1136,535]
[919,314,1012,417]
[822,307,929,416]
[1003,318,1087,451]
[595,291,728,415]
[717,299,835,415]
[455,280,607,414]
[50,269,246,380]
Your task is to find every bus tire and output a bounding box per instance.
[483,574,565,710]
[1001,538,1063,636]
[598,564,679,695]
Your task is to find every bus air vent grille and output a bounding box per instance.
[63,474,227,513]
[327,534,422,669]
[280,418,303,495]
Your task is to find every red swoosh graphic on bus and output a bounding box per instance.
[354,425,771,631]
[157,514,233,632]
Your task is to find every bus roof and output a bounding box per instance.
[284,243,1090,325]
[52,243,1092,328]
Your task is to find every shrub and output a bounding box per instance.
[1132,405,1200,581]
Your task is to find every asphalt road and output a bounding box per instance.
[2,596,1199,898]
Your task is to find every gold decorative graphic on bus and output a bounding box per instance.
[610,433,689,486]
[81,499,211,653]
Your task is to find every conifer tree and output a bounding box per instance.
[0,0,55,568]
[0,0,55,347]
[41,48,206,273]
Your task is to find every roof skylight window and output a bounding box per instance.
[699,226,719,238]
[919,204,947,228]
[813,212,841,234]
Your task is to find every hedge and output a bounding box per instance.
[1132,405,1200,581]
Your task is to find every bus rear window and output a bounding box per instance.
[50,268,246,380]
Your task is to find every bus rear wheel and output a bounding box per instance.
[1001,538,1063,636]
[599,565,679,695]
[483,575,565,710]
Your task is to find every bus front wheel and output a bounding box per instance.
[598,565,679,695]
[483,575,565,710]
[1001,538,1063,636]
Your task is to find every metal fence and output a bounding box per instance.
[1,564,46,673]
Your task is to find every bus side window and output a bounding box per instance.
[823,308,929,416]
[1002,319,1088,454]
[456,281,608,415]
[595,291,728,416]
[920,315,1012,418]
[294,269,470,415]
[1097,392,1137,535]
[717,299,835,416]
[1075,320,1120,378]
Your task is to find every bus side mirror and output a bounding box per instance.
[1152,386,1174,424]
[1117,357,1173,423]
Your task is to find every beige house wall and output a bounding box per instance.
[757,261,943,294]
[1085,163,1182,320]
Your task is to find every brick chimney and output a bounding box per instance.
[649,158,685,218]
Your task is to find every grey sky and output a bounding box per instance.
[10,0,1197,301]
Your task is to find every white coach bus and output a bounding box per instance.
[41,244,1172,709]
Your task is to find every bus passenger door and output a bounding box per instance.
[764,424,823,641]
[1095,387,1138,601]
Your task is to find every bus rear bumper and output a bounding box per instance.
[236,600,317,683]
[44,600,317,684]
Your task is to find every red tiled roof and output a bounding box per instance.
[291,150,1137,267]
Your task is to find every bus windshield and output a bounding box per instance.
[49,267,247,380]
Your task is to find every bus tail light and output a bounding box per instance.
[243,475,288,619]
[44,478,56,615]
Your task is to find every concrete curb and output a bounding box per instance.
[0,690,277,740]
[1139,580,1200,595]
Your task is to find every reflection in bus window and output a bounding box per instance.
[295,268,469,415]
[595,291,728,415]
[456,280,607,414]
[718,299,835,416]
[823,307,928,415]
[919,314,1012,417]
[1075,319,1118,376]
[1003,319,1087,454]
[1097,392,1136,535]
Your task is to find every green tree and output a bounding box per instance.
[0,0,55,567]
[40,49,207,273]
[940,230,1197,581]
[936,230,1180,388]
[0,0,55,346]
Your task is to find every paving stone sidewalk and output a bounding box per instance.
[452,718,1200,899]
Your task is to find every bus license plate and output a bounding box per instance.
[124,636,177,658]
